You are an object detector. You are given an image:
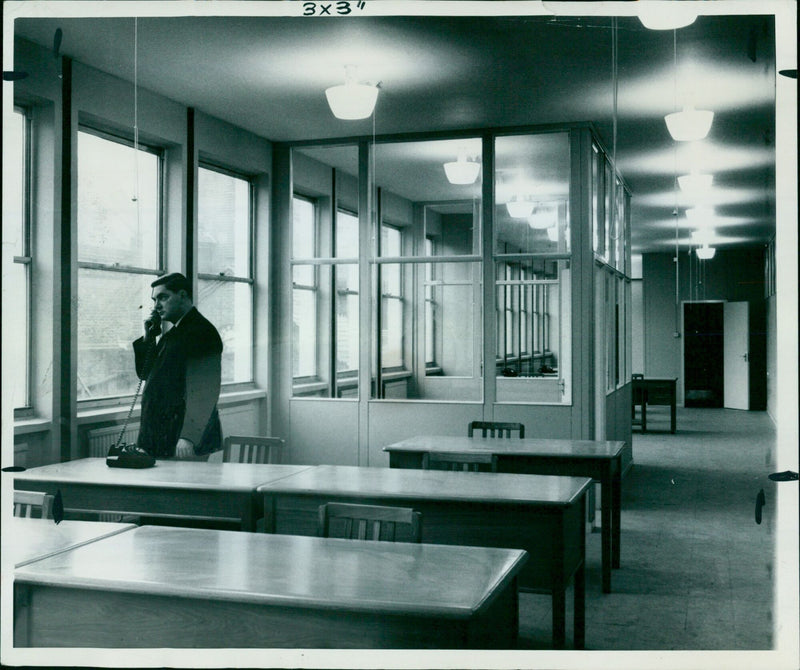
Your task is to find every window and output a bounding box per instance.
[10,107,31,410]
[494,132,571,402]
[197,164,254,384]
[77,128,162,401]
[380,224,404,369]
[424,238,436,366]
[336,210,359,374]
[292,196,318,379]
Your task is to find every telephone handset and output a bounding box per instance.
[146,309,162,337]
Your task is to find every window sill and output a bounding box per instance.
[13,417,53,436]
[76,387,266,425]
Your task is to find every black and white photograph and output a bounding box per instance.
[2,1,797,668]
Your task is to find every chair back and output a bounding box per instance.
[14,490,55,519]
[468,421,525,438]
[317,502,422,543]
[223,435,284,464]
[422,451,498,473]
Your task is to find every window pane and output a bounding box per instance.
[198,167,250,276]
[10,110,25,256]
[496,259,571,403]
[336,210,359,258]
[78,131,159,267]
[336,290,359,373]
[198,279,252,384]
[293,197,315,285]
[77,269,153,400]
[373,138,482,257]
[8,262,29,407]
[292,269,318,379]
[495,132,570,254]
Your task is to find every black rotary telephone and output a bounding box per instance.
[105,310,160,468]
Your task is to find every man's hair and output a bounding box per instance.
[151,272,192,300]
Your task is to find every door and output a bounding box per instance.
[723,301,749,410]
[684,302,724,407]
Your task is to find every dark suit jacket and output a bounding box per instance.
[133,306,223,458]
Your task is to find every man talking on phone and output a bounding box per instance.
[133,272,223,460]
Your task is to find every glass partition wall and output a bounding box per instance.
[288,127,628,407]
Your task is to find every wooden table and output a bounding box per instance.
[632,377,677,433]
[14,458,312,531]
[14,525,527,649]
[8,517,136,568]
[384,435,625,594]
[259,464,590,649]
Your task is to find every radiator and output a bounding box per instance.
[87,424,140,458]
[86,424,140,523]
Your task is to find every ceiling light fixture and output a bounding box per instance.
[691,228,715,245]
[528,205,558,230]
[685,205,714,223]
[678,171,713,193]
[506,195,534,218]
[325,65,379,120]
[695,245,716,260]
[665,104,714,141]
[638,2,698,30]
[443,148,480,185]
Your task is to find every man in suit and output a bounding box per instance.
[133,272,223,460]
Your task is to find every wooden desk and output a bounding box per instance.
[384,435,625,594]
[14,458,312,531]
[632,377,677,433]
[9,518,136,568]
[259,464,590,649]
[14,525,527,649]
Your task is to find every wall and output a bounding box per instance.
[641,248,767,406]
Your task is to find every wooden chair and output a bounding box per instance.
[317,502,422,543]
[222,435,284,464]
[422,451,498,473]
[14,490,55,519]
[632,374,645,422]
[468,421,525,438]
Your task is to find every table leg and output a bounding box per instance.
[552,588,566,649]
[670,394,677,433]
[612,467,621,569]
[573,561,585,650]
[641,396,647,432]
[601,478,612,593]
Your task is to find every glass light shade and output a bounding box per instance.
[695,245,716,260]
[325,82,379,120]
[665,106,714,142]
[546,225,559,242]
[527,211,556,230]
[443,158,480,185]
[678,172,713,193]
[506,198,534,218]
[691,228,715,245]
[685,205,714,223]
[638,3,697,30]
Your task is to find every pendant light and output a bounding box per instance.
[665,104,714,141]
[506,195,534,218]
[678,171,713,194]
[638,2,698,31]
[325,65,379,120]
[695,245,716,260]
[443,147,480,185]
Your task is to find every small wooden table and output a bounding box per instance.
[14,525,527,649]
[259,464,590,649]
[632,377,677,433]
[384,435,625,594]
[8,517,137,568]
[14,458,313,531]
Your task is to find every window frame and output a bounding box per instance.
[379,222,406,372]
[13,104,33,414]
[75,125,165,405]
[291,193,321,384]
[196,160,256,387]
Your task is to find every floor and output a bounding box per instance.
[517,406,778,651]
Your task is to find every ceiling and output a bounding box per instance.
[12,4,781,255]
